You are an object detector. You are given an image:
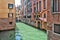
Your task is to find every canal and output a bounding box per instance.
[16,22,47,40]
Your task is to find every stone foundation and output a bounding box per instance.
[0,30,15,40]
[0,18,15,30]
[47,31,60,40]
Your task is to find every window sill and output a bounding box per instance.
[52,12,60,13]
[52,12,60,15]
[52,32,60,36]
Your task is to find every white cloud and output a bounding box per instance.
[15,0,21,7]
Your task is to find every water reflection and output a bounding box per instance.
[15,31,22,40]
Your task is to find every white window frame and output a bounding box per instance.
[52,23,60,36]
[53,0,60,13]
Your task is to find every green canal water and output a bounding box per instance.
[16,22,47,40]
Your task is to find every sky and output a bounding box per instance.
[15,0,21,7]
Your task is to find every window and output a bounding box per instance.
[18,14,20,15]
[34,0,36,2]
[44,0,46,9]
[34,7,36,13]
[39,15,40,17]
[44,14,46,18]
[8,13,13,17]
[9,22,12,25]
[37,15,39,18]
[39,1,41,12]
[8,4,13,9]
[24,16,26,18]
[30,8,32,13]
[27,7,32,13]
[28,0,30,2]
[37,2,38,12]
[34,0,36,5]
[53,0,59,12]
[34,15,36,18]
[36,15,39,20]
[54,24,60,34]
[44,22,47,27]
[30,2,32,7]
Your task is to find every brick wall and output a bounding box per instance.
[0,0,15,30]
[0,18,15,30]
[47,0,60,40]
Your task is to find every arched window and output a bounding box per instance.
[44,14,46,18]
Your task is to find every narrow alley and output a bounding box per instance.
[16,22,47,40]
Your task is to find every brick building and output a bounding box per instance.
[21,0,49,30]
[20,0,24,21]
[21,0,60,40]
[0,0,15,40]
[32,0,48,29]
[16,5,21,22]
[0,0,15,31]
[47,0,60,40]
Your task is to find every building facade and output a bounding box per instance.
[21,0,60,40]
[47,0,60,40]
[16,5,21,22]
[0,0,15,40]
[33,0,48,30]
[21,0,49,30]
[0,0,15,30]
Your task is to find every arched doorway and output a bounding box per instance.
[38,21,41,29]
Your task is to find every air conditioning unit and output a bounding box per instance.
[52,24,60,35]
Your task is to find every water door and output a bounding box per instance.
[38,21,41,29]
